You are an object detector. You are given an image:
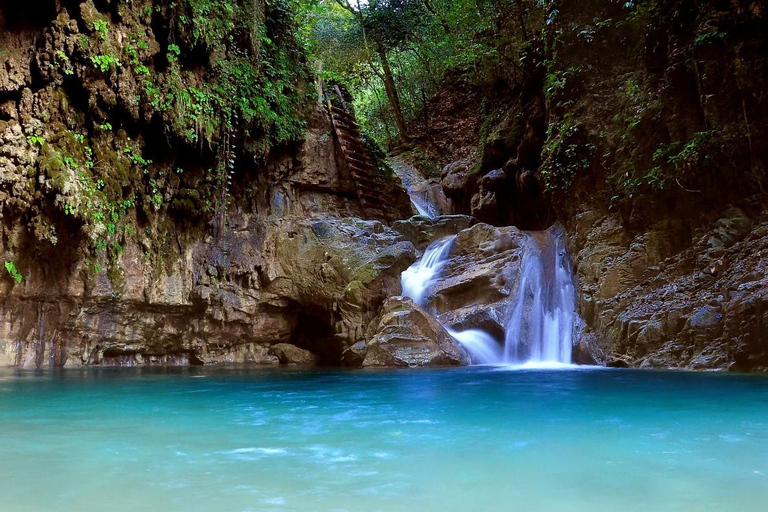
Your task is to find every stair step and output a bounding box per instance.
[350,171,378,184]
[339,139,365,152]
[339,141,366,154]
[346,153,371,165]
[345,155,374,171]
[332,116,359,130]
[352,172,382,186]
[338,137,365,151]
[331,105,353,117]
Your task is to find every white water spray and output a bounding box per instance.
[411,193,439,219]
[503,227,576,364]
[398,225,578,365]
[394,159,578,366]
[389,156,448,219]
[445,328,503,364]
[401,236,455,306]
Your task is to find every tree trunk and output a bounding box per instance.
[375,40,409,140]
[423,0,452,35]
[515,0,529,40]
[373,87,393,146]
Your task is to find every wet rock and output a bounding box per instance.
[340,341,367,367]
[391,215,474,251]
[362,297,470,367]
[569,201,768,371]
[428,223,526,332]
[0,214,417,367]
[269,344,319,365]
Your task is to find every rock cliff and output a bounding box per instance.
[0,0,415,367]
[400,0,768,370]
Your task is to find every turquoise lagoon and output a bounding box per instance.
[1,366,767,511]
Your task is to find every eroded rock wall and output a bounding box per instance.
[408,0,768,370]
[0,0,416,367]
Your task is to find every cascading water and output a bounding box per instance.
[388,156,448,219]
[411,194,439,219]
[398,225,578,366]
[503,227,577,365]
[445,328,503,364]
[401,236,455,306]
[395,159,578,366]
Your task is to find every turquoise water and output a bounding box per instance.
[1,367,768,511]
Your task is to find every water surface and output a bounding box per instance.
[1,366,767,511]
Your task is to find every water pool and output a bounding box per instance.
[1,366,767,511]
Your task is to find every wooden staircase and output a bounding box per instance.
[324,86,410,222]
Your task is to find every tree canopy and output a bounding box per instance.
[303,0,538,145]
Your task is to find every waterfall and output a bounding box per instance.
[401,236,456,306]
[398,227,578,366]
[411,193,438,219]
[503,227,576,365]
[388,156,448,219]
[445,328,503,364]
[394,159,578,366]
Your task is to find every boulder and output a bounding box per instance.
[429,223,526,333]
[392,214,474,251]
[269,343,319,365]
[362,297,470,367]
[341,341,367,367]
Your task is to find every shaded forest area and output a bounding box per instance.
[308,0,767,231]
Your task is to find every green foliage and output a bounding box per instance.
[167,44,181,63]
[616,131,720,196]
[4,261,22,284]
[90,54,120,72]
[694,31,726,46]
[27,135,45,146]
[540,119,595,191]
[652,130,715,178]
[308,0,537,145]
[544,71,567,103]
[133,0,310,151]
[93,19,109,41]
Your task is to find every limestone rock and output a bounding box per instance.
[269,344,319,365]
[362,297,470,367]
[568,204,768,371]
[341,341,367,367]
[391,214,474,251]
[430,223,526,334]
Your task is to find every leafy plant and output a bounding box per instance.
[90,54,120,72]
[167,44,181,63]
[93,19,109,40]
[4,262,22,284]
[27,135,45,146]
[540,119,595,191]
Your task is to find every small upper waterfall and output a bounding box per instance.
[389,156,450,219]
[398,225,578,366]
[411,194,439,219]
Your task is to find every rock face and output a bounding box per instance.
[429,223,527,341]
[569,203,768,371]
[0,215,417,367]
[0,1,424,368]
[391,214,475,252]
[359,297,470,367]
